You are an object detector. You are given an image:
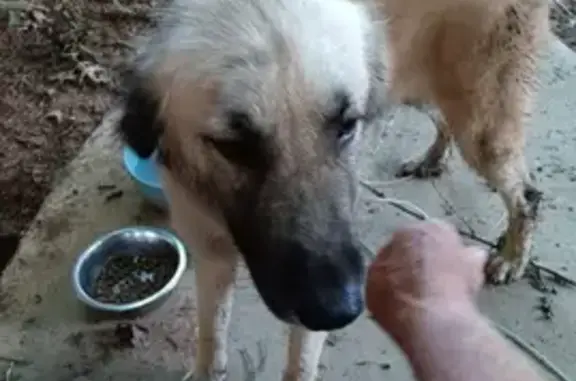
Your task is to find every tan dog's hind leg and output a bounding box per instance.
[396,96,543,289]
[486,173,542,283]
[459,130,542,284]
[443,3,547,284]
[283,327,327,381]
[396,103,451,179]
[442,93,543,284]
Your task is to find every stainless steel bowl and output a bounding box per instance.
[71,226,188,318]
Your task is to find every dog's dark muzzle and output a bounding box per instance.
[226,171,364,331]
[241,237,366,332]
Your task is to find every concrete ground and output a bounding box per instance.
[1,32,575,381]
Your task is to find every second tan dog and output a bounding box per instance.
[375,0,549,284]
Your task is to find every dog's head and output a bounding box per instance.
[118,0,387,331]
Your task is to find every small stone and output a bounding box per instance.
[45,110,64,125]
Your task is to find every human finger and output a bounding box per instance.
[463,246,489,295]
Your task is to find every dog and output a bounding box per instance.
[117,0,549,380]
[375,0,549,284]
[118,0,383,380]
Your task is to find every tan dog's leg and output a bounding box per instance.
[283,326,327,381]
[485,165,542,284]
[466,137,543,284]
[396,103,451,179]
[468,146,542,284]
[165,175,238,381]
[397,102,542,286]
[442,99,542,284]
[193,253,237,380]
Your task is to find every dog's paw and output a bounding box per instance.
[283,370,318,381]
[485,233,531,285]
[485,255,526,284]
[485,241,529,285]
[395,158,444,179]
[182,369,227,381]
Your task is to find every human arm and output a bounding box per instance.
[365,221,545,381]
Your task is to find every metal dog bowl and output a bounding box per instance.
[71,226,187,318]
[122,145,168,209]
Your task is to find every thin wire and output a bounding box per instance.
[359,177,411,188]
[359,179,498,248]
[495,324,573,381]
[373,197,431,220]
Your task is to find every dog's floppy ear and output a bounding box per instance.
[117,73,164,159]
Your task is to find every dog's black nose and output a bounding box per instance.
[291,244,365,331]
[297,281,364,331]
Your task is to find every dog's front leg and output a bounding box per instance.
[192,251,238,381]
[283,326,328,381]
[163,174,238,381]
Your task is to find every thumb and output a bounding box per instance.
[467,246,488,267]
[464,246,489,292]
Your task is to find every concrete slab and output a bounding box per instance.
[1,33,575,381]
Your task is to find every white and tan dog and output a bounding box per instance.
[117,0,549,380]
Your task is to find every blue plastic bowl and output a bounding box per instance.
[122,146,168,209]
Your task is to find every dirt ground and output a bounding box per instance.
[0,0,576,269]
[0,0,164,270]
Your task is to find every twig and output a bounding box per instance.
[239,348,256,381]
[103,0,150,21]
[0,356,28,365]
[359,180,498,249]
[495,323,572,381]
[114,39,135,49]
[164,334,179,351]
[181,370,193,381]
[78,44,101,63]
[238,341,267,381]
[3,362,14,381]
[255,341,267,373]
[550,0,576,18]
[431,180,477,236]
[112,0,133,14]
[530,260,576,287]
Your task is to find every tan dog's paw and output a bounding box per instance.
[485,255,528,284]
[182,369,227,381]
[283,371,317,381]
[485,235,529,285]
[395,158,445,179]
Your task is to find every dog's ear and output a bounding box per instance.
[117,73,164,159]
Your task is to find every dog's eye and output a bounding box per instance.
[327,92,361,146]
[337,118,359,142]
[204,111,266,168]
[228,111,252,132]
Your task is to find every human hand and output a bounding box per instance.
[365,220,488,336]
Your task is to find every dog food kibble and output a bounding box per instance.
[93,254,178,304]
